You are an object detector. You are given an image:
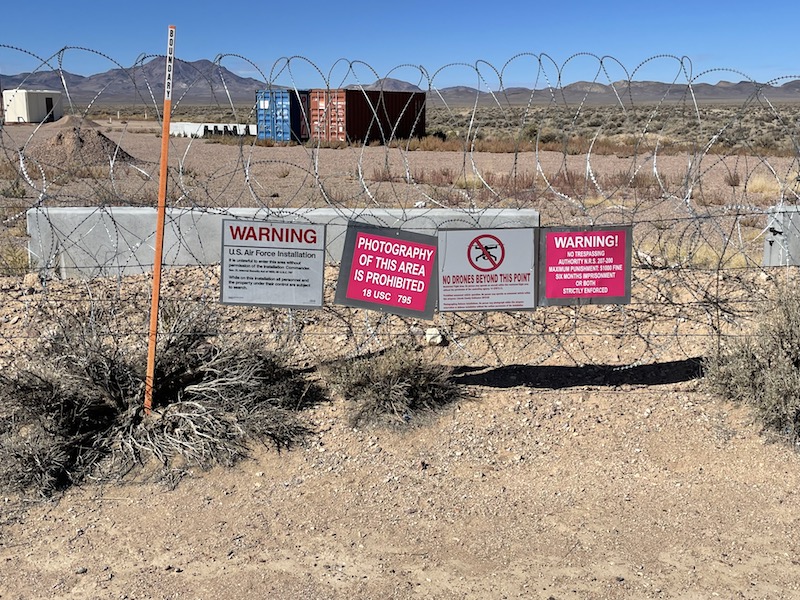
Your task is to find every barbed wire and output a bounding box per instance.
[1,49,799,371]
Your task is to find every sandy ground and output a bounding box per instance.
[2,374,800,599]
[5,118,793,219]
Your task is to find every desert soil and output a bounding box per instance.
[2,120,800,599]
[3,376,800,599]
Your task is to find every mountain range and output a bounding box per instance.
[2,57,800,106]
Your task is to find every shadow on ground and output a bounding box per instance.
[452,357,704,389]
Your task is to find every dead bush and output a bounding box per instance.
[371,166,395,182]
[705,281,800,443]
[326,344,465,429]
[724,171,741,187]
[0,365,120,496]
[0,298,325,497]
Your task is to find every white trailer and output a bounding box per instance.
[2,89,63,123]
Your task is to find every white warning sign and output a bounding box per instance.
[220,219,326,307]
[438,228,536,312]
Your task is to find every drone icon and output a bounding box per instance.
[468,235,505,272]
[473,242,499,262]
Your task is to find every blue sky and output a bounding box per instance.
[1,0,797,89]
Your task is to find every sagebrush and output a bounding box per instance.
[705,280,800,443]
[326,343,465,428]
[0,298,325,497]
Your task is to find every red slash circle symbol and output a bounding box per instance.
[468,234,505,272]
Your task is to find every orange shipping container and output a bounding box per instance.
[308,89,426,144]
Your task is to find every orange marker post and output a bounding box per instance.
[144,25,176,414]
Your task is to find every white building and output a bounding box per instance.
[2,89,63,123]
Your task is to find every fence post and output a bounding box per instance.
[144,25,176,415]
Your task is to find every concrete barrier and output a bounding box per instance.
[763,206,800,266]
[27,207,540,279]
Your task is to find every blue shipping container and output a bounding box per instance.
[256,89,310,142]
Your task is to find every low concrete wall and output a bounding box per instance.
[27,207,540,279]
[763,206,800,267]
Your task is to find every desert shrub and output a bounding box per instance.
[0,242,29,276]
[404,135,466,152]
[473,138,534,153]
[0,363,123,495]
[0,205,29,275]
[326,343,465,429]
[1,179,27,199]
[0,157,20,180]
[737,214,763,229]
[371,166,395,182]
[544,168,584,195]
[693,189,729,207]
[532,127,561,145]
[428,188,469,207]
[724,171,741,187]
[0,298,325,497]
[417,166,456,187]
[492,170,537,190]
[453,174,483,190]
[745,174,781,196]
[705,282,800,443]
[629,170,663,191]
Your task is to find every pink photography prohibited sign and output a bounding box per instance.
[334,223,438,319]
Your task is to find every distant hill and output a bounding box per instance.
[346,78,423,93]
[2,59,800,106]
[1,58,266,104]
[427,79,800,106]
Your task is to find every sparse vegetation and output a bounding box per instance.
[0,298,325,497]
[453,173,483,190]
[326,343,466,429]
[724,171,741,187]
[421,104,800,158]
[371,166,396,182]
[0,242,29,276]
[745,174,782,196]
[1,179,27,199]
[705,281,800,444]
[0,204,30,276]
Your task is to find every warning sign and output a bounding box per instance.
[539,226,632,305]
[220,219,326,307]
[438,228,536,312]
[334,224,438,319]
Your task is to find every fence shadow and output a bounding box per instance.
[452,357,704,389]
